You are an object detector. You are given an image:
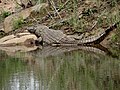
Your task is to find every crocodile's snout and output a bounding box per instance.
[27,26,36,34]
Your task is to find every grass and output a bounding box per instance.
[13,16,25,30]
[9,0,119,35]
[111,33,118,42]
[0,11,11,23]
[29,0,119,32]
[1,11,11,18]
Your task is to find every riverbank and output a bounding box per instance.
[0,0,120,47]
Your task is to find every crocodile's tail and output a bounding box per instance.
[79,22,119,45]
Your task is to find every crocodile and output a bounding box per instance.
[27,22,119,46]
[0,22,118,47]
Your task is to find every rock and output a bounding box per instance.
[0,32,37,46]
[0,45,38,53]
[0,1,16,14]
[3,3,48,33]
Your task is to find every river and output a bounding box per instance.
[0,45,120,90]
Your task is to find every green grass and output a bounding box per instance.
[13,16,25,30]
[1,11,11,18]
[0,11,11,23]
[30,0,119,33]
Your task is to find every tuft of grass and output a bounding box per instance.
[13,16,25,30]
[0,11,11,22]
[111,34,118,42]
[1,11,11,18]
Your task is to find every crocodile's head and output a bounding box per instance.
[27,26,37,34]
[27,25,40,37]
[27,25,49,38]
[27,25,49,45]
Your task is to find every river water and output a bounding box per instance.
[0,45,120,90]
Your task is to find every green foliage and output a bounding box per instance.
[13,16,24,30]
[0,11,11,22]
[1,11,11,18]
[105,0,120,7]
[82,8,97,16]
[111,34,118,42]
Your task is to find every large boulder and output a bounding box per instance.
[0,45,38,53]
[3,3,48,33]
[0,32,37,46]
[0,0,16,14]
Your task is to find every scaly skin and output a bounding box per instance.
[27,22,118,46]
[78,23,118,45]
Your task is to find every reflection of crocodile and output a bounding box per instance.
[28,44,113,58]
[27,22,119,46]
[0,43,117,59]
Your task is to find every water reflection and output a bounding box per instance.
[0,44,120,90]
[8,71,41,90]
